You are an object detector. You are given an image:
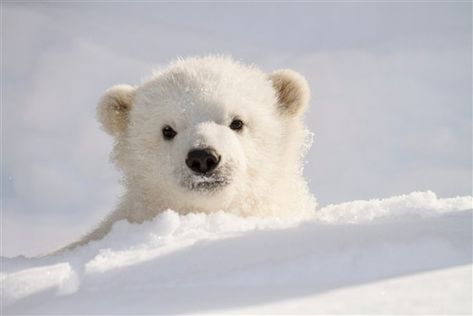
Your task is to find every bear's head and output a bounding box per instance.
[97,56,313,216]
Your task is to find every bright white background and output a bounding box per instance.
[3,2,471,257]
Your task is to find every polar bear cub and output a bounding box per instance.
[66,56,316,250]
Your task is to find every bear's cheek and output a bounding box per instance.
[239,119,283,169]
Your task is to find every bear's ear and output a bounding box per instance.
[97,84,136,136]
[269,69,310,117]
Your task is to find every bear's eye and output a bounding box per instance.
[162,125,177,140]
[229,119,244,131]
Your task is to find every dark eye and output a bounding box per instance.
[230,119,244,131]
[162,125,177,140]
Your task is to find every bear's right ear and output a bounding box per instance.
[269,69,310,117]
[97,84,136,136]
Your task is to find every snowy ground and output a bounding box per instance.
[2,191,472,315]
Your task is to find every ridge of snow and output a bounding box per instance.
[2,191,472,314]
[315,190,472,223]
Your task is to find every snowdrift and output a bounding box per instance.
[2,191,472,314]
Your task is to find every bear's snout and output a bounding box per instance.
[185,148,221,175]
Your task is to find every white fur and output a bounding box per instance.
[62,56,316,251]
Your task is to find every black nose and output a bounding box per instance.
[186,148,220,174]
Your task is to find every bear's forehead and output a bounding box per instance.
[136,82,257,122]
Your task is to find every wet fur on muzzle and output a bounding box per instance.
[178,163,234,192]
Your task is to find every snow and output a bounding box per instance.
[2,191,472,314]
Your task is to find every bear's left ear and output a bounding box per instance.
[269,69,310,117]
[97,84,136,137]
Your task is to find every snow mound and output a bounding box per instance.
[315,190,472,223]
[2,191,472,314]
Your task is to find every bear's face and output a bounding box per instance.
[97,57,310,213]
